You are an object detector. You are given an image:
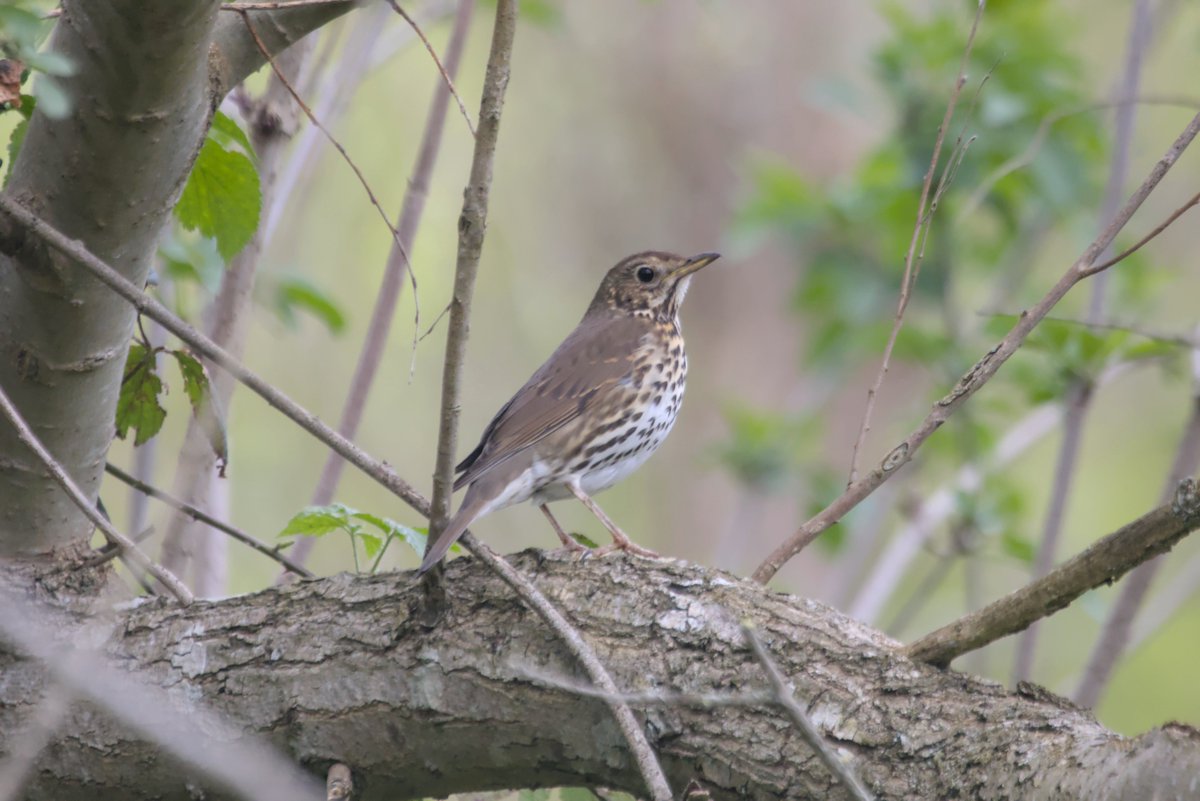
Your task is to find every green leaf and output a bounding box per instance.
[176,137,261,260]
[115,343,166,446]
[1000,529,1035,564]
[568,531,600,549]
[358,531,383,558]
[279,504,355,539]
[208,111,256,160]
[351,511,437,557]
[170,349,228,471]
[159,228,225,293]
[559,790,599,801]
[272,276,346,334]
[4,118,28,187]
[31,74,69,119]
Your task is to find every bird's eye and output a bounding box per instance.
[636,266,656,283]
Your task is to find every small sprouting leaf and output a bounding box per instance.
[568,531,600,549]
[279,504,354,539]
[170,349,228,472]
[272,276,346,334]
[115,343,166,446]
[358,531,383,558]
[176,137,261,260]
[351,511,438,557]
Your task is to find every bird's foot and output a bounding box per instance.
[595,530,659,559]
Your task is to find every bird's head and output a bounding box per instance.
[587,251,721,322]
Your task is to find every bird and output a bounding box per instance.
[418,250,721,574]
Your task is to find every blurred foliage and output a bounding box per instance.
[717,0,1190,550]
[0,2,74,120]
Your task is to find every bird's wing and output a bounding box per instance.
[454,313,652,490]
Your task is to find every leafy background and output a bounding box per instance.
[4,0,1200,746]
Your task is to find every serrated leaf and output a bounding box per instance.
[272,276,346,333]
[279,504,354,539]
[4,117,28,187]
[208,111,256,160]
[115,343,166,446]
[176,138,261,260]
[351,512,439,557]
[171,350,208,410]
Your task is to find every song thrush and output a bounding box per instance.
[418,250,720,574]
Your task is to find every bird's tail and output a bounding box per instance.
[418,491,486,574]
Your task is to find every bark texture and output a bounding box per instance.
[4,556,1197,800]
[0,1,358,555]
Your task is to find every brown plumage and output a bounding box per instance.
[419,250,720,574]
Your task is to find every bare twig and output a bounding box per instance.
[326,763,352,800]
[0,381,193,605]
[426,0,515,549]
[0,195,429,519]
[462,539,674,801]
[750,109,1200,586]
[958,94,1200,220]
[0,596,322,800]
[235,10,421,334]
[1074,332,1200,706]
[1083,189,1200,275]
[846,0,985,485]
[383,0,476,136]
[1012,0,1154,683]
[905,478,1200,667]
[743,624,876,801]
[105,462,313,579]
[294,0,475,575]
[521,667,775,709]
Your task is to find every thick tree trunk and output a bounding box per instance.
[4,556,1196,800]
[0,1,358,556]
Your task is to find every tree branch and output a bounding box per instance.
[104,462,313,579]
[6,557,1200,800]
[905,478,1200,667]
[750,108,1200,585]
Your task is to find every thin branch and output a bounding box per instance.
[1074,332,1200,707]
[957,94,1200,220]
[294,0,475,575]
[426,0,514,550]
[1083,188,1200,276]
[743,624,876,801]
[383,0,476,136]
[1012,0,1153,683]
[104,462,313,579]
[521,667,775,709]
[845,0,985,486]
[905,478,1200,667]
[461,538,674,801]
[0,381,193,605]
[0,194,430,520]
[235,10,421,336]
[750,109,1200,585]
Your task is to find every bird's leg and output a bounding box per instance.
[565,481,660,558]
[538,504,590,554]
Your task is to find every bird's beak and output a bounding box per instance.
[671,252,721,280]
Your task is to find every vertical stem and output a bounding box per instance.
[427,0,517,547]
[303,0,475,518]
[1011,0,1152,681]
